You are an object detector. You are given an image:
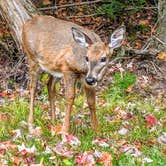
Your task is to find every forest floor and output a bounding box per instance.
[0,0,166,165]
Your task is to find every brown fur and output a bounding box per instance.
[22,15,123,133]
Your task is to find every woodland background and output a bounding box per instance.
[0,0,166,165]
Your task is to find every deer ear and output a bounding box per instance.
[71,27,92,48]
[109,26,126,49]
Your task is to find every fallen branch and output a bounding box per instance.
[125,47,160,56]
[39,0,103,11]
[66,13,104,18]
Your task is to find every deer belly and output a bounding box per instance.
[39,64,63,78]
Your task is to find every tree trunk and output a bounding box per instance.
[157,0,166,51]
[0,0,40,51]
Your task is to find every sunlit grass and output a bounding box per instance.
[0,72,166,165]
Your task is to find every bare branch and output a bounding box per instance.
[125,47,160,56]
[39,0,103,11]
[125,6,158,11]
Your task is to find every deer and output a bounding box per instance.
[22,15,125,134]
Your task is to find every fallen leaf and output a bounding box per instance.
[139,20,149,26]
[126,85,134,92]
[11,129,21,141]
[123,112,133,120]
[156,52,166,61]
[118,127,129,135]
[53,143,74,158]
[51,124,62,136]
[75,151,95,166]
[62,134,81,147]
[120,143,141,157]
[95,151,113,166]
[10,156,22,165]
[44,146,52,154]
[0,141,17,152]
[0,113,10,121]
[29,126,42,136]
[92,138,109,147]
[142,157,153,163]
[158,133,166,145]
[145,115,157,128]
[43,0,52,5]
[17,143,36,155]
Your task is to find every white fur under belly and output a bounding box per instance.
[39,64,63,78]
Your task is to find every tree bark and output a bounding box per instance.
[0,0,40,51]
[157,0,166,51]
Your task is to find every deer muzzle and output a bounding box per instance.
[85,76,97,87]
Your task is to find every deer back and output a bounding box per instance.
[22,16,101,75]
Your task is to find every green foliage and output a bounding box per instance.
[98,0,147,19]
[112,72,137,91]
[1,71,166,165]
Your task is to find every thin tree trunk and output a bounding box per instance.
[0,0,40,51]
[157,0,166,51]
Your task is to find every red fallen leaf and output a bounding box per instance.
[0,91,15,98]
[20,149,28,156]
[124,112,133,120]
[145,115,157,128]
[75,151,95,165]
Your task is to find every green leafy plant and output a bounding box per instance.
[98,0,146,19]
[112,72,137,91]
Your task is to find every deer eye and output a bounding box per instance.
[100,57,107,62]
[85,56,89,62]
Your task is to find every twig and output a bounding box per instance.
[39,0,103,11]
[66,13,103,19]
[125,47,160,56]
[154,36,166,46]
[125,6,158,11]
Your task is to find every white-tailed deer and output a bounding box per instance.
[22,15,125,133]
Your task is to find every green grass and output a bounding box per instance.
[0,72,166,165]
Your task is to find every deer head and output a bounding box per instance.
[72,26,126,87]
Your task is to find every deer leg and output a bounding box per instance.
[47,75,56,123]
[28,62,39,131]
[84,86,99,131]
[62,73,76,133]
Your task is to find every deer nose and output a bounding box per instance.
[85,77,97,86]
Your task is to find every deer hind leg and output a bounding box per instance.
[47,75,56,124]
[84,86,99,131]
[28,60,39,131]
[62,73,76,133]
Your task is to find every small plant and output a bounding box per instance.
[112,72,137,91]
[98,0,146,19]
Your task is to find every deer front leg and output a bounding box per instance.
[84,86,99,131]
[28,63,38,131]
[47,75,56,123]
[62,73,76,133]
